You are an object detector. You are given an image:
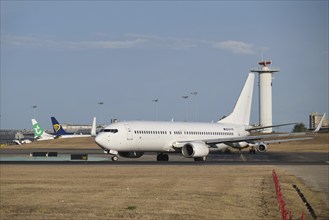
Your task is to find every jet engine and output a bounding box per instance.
[256,142,267,152]
[118,151,144,158]
[182,142,209,158]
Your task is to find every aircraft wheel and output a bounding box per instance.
[111,156,118,162]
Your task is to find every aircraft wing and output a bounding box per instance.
[261,137,313,144]
[245,123,296,132]
[172,132,307,148]
[173,113,325,148]
[204,132,307,145]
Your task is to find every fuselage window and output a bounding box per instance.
[103,129,118,133]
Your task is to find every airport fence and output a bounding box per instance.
[272,169,304,220]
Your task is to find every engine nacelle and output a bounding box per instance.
[118,151,144,158]
[182,142,209,158]
[256,142,267,152]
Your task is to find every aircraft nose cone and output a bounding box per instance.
[95,134,106,148]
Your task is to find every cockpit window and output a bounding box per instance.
[103,129,118,133]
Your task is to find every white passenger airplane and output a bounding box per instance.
[32,117,97,141]
[95,73,325,162]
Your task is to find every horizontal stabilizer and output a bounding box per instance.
[246,123,296,132]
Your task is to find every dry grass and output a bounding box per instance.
[1,165,328,220]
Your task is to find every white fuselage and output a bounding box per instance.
[95,121,250,153]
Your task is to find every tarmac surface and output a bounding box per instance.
[0,148,328,165]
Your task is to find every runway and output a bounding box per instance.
[1,148,328,165]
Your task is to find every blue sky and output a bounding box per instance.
[1,1,328,130]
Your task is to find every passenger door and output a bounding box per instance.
[124,124,133,140]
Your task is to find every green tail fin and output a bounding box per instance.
[32,119,44,137]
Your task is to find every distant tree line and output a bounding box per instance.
[292,123,308,132]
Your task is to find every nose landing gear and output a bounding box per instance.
[111,156,118,162]
[103,150,119,162]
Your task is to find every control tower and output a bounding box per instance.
[251,61,279,133]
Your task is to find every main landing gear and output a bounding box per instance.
[249,146,256,154]
[157,153,169,161]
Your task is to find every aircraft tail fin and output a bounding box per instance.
[91,117,97,137]
[32,119,53,140]
[51,116,70,135]
[218,73,255,125]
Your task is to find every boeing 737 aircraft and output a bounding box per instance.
[95,73,325,162]
[32,117,96,140]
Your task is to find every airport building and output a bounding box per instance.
[60,124,93,133]
[309,112,329,130]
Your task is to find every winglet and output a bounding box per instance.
[91,117,97,137]
[313,113,326,133]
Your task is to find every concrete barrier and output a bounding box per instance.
[30,152,58,157]
[30,152,48,157]
[71,154,88,160]
[47,152,58,157]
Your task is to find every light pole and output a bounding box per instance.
[98,102,104,126]
[190,91,198,121]
[32,105,37,119]
[182,96,189,122]
[152,99,159,121]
